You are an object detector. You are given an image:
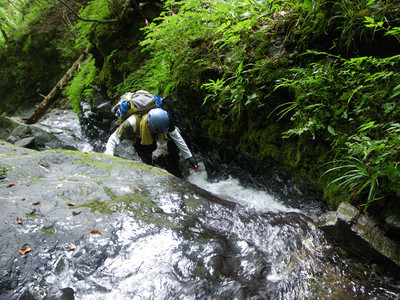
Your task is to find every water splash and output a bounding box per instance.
[188,162,298,214]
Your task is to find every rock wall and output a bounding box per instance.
[317,202,400,278]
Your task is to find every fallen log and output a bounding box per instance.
[25,52,87,124]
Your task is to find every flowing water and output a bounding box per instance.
[30,110,400,299]
[36,109,94,153]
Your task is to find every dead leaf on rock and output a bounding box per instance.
[16,217,23,225]
[12,149,16,152]
[68,245,75,252]
[90,230,101,236]
[0,142,4,145]
[8,183,16,187]
[67,202,75,206]
[72,210,81,215]
[136,188,144,192]
[59,176,65,180]
[56,183,63,189]
[20,247,31,255]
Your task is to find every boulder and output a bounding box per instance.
[317,202,400,278]
[0,115,80,152]
[1,141,400,299]
[0,140,240,299]
[15,137,36,149]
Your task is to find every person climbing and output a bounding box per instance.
[104,107,198,178]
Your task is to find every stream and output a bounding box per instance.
[27,109,400,299]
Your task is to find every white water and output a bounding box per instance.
[188,163,297,214]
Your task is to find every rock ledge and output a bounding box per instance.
[317,202,400,278]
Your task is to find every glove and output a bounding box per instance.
[186,157,198,172]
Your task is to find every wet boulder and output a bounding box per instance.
[1,141,400,299]
[317,202,400,278]
[0,140,239,299]
[0,115,76,151]
[79,98,116,152]
[15,137,36,149]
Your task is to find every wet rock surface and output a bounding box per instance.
[317,202,400,278]
[1,141,400,299]
[0,113,84,152]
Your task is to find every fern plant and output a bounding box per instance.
[325,122,400,211]
[63,56,98,114]
[139,0,287,99]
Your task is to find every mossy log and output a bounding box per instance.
[25,52,87,124]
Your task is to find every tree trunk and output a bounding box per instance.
[25,52,87,124]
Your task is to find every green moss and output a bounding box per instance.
[46,149,170,176]
[259,143,280,158]
[203,119,228,141]
[77,199,116,214]
[75,192,150,214]
[0,167,7,178]
[40,227,54,235]
[323,183,351,208]
[103,186,117,200]
[79,186,90,196]
[75,192,183,229]
[26,212,38,219]
[254,39,273,59]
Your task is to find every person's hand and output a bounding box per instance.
[186,157,198,172]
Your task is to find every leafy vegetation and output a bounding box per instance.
[63,56,98,113]
[135,0,400,213]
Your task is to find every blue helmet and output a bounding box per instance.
[147,108,170,133]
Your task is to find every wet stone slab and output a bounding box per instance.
[1,141,400,299]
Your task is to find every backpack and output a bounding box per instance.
[111,91,163,125]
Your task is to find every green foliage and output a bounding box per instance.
[364,15,400,42]
[0,0,52,46]
[325,122,400,211]
[328,0,373,52]
[138,0,287,96]
[290,0,399,54]
[201,61,258,122]
[63,57,99,113]
[275,52,400,138]
[274,51,400,209]
[73,0,118,48]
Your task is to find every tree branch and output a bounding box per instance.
[132,0,148,23]
[53,0,79,39]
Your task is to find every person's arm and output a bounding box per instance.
[168,128,193,159]
[104,116,137,156]
[104,132,120,156]
[168,128,198,171]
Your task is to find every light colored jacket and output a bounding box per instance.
[104,114,193,159]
